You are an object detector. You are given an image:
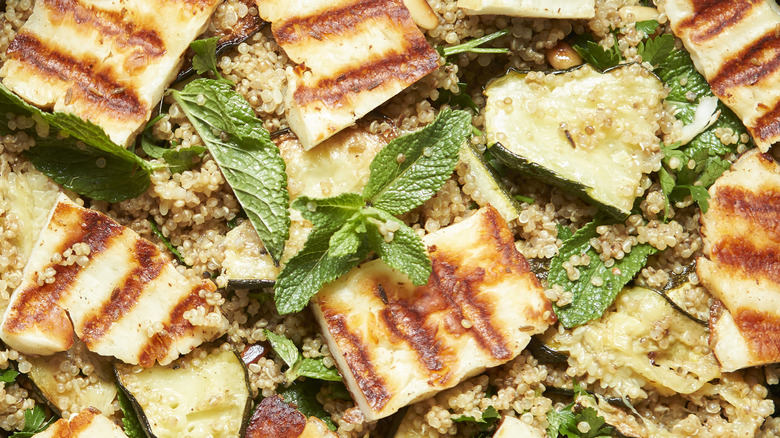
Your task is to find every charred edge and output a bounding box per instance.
[430,260,512,360]
[3,203,122,333]
[65,409,101,435]
[711,237,780,284]
[78,239,166,347]
[7,32,146,120]
[244,395,307,438]
[43,0,166,58]
[678,0,759,44]
[714,185,780,240]
[292,37,439,108]
[380,300,444,373]
[273,0,409,45]
[709,28,780,98]
[751,99,780,144]
[323,310,391,411]
[137,283,214,367]
[733,307,780,362]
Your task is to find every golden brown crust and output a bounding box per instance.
[677,0,760,44]
[733,307,780,362]
[245,395,307,438]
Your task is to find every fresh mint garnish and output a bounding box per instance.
[265,330,342,382]
[438,29,510,58]
[117,386,146,438]
[453,406,501,435]
[274,109,472,314]
[140,114,206,173]
[550,218,657,328]
[0,84,151,202]
[9,405,57,438]
[190,36,229,83]
[172,79,290,263]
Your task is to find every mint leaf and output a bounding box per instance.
[635,19,659,37]
[190,37,226,81]
[329,212,368,258]
[279,380,337,431]
[637,33,674,67]
[363,108,471,214]
[117,386,146,438]
[296,358,342,381]
[363,208,430,285]
[0,84,152,202]
[163,145,207,173]
[550,218,657,327]
[264,329,301,369]
[172,79,289,262]
[439,29,510,58]
[572,35,622,71]
[0,368,18,385]
[10,405,57,438]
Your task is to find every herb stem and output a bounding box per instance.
[441,29,510,57]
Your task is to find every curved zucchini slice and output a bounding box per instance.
[115,349,252,438]
[457,144,522,224]
[484,64,665,218]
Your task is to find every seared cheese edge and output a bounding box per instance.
[33,408,127,438]
[457,0,596,18]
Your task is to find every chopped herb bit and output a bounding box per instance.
[435,82,479,113]
[265,330,342,382]
[0,368,19,385]
[279,380,338,431]
[190,36,230,83]
[117,386,146,438]
[9,405,57,438]
[148,219,187,266]
[634,19,659,37]
[572,34,622,71]
[438,29,510,58]
[514,194,535,204]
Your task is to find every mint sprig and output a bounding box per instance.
[274,109,472,314]
[550,218,657,328]
[265,330,342,382]
[0,84,151,202]
[172,79,289,263]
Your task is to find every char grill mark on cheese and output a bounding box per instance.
[78,239,166,349]
[753,99,780,145]
[709,29,780,96]
[381,301,446,377]
[711,238,780,283]
[293,42,440,108]
[733,307,780,362]
[322,310,392,411]
[678,0,760,43]
[43,0,166,59]
[7,32,145,120]
[2,202,121,337]
[713,185,780,240]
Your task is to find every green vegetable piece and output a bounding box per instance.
[279,380,337,431]
[10,405,57,438]
[550,219,657,328]
[117,386,146,438]
[637,33,674,67]
[364,108,472,215]
[172,79,289,263]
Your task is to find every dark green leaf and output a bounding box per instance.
[363,108,472,214]
[279,380,337,431]
[328,212,368,258]
[550,219,657,327]
[363,208,431,285]
[163,145,207,173]
[117,386,146,438]
[634,19,659,37]
[572,35,622,71]
[637,33,674,67]
[325,382,353,401]
[439,29,510,58]
[680,185,710,214]
[453,406,501,433]
[264,330,301,369]
[10,405,57,438]
[190,37,226,81]
[0,368,19,384]
[172,79,289,262]
[658,166,675,219]
[296,358,342,381]
[434,83,479,113]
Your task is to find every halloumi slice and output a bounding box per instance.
[33,408,127,438]
[457,0,596,18]
[0,0,221,147]
[664,0,780,152]
[0,194,227,367]
[312,205,555,421]
[697,149,780,371]
[493,416,545,438]
[256,0,440,149]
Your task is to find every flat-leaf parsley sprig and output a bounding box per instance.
[273,108,473,314]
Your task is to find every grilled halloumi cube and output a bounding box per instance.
[664,0,780,152]
[493,416,544,438]
[0,0,221,147]
[312,206,555,422]
[0,194,227,367]
[697,149,780,371]
[34,408,126,438]
[457,0,596,18]
[256,0,440,149]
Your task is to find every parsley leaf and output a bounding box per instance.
[364,108,472,214]
[635,19,659,37]
[0,368,19,385]
[572,35,622,71]
[10,405,57,438]
[190,37,228,82]
[117,386,146,438]
[0,84,151,202]
[172,79,290,263]
[550,218,657,327]
[279,380,337,431]
[637,33,674,67]
[438,29,510,58]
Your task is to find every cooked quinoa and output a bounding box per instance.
[0,0,779,437]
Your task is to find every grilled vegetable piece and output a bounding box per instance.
[547,286,719,397]
[0,0,221,147]
[256,0,440,149]
[222,126,389,286]
[456,144,521,224]
[244,395,337,438]
[664,0,780,152]
[457,0,595,18]
[0,194,227,366]
[115,348,252,438]
[28,351,117,418]
[312,206,555,421]
[484,64,665,218]
[493,416,544,438]
[697,149,780,371]
[34,408,126,438]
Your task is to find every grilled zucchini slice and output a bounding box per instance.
[115,348,252,438]
[484,64,665,218]
[457,144,522,224]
